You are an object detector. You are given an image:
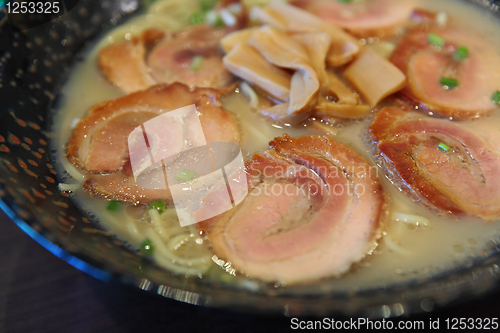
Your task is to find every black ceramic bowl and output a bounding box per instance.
[1,0,500,318]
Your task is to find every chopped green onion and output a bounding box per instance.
[454,46,468,60]
[140,239,154,256]
[428,33,445,48]
[189,12,204,25]
[175,168,196,182]
[440,77,459,89]
[189,56,204,72]
[200,0,220,13]
[148,200,166,213]
[214,16,224,28]
[338,0,353,3]
[438,142,451,152]
[106,200,121,212]
[492,90,500,104]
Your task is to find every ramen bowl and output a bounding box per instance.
[1,0,500,318]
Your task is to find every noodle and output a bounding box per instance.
[146,208,212,275]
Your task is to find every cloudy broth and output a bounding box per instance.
[52,0,500,293]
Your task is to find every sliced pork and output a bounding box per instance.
[146,25,234,89]
[67,83,240,204]
[98,36,157,93]
[99,23,240,93]
[292,0,416,38]
[369,106,500,221]
[390,27,500,119]
[200,135,385,284]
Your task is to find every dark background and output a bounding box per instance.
[1,210,500,333]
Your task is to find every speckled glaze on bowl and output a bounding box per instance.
[1,0,500,318]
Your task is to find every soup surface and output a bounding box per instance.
[52,0,500,293]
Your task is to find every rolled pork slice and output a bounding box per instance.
[292,0,416,38]
[390,27,500,119]
[67,83,240,204]
[147,25,234,89]
[99,24,238,93]
[369,106,500,221]
[200,134,385,284]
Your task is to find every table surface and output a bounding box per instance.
[1,209,500,333]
